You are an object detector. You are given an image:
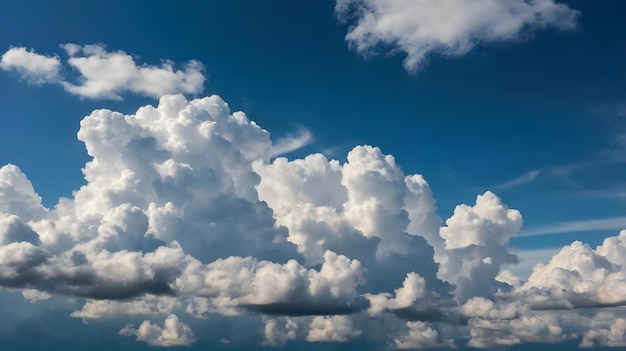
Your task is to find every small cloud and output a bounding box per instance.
[119,314,196,347]
[0,44,205,100]
[0,47,61,84]
[268,126,314,158]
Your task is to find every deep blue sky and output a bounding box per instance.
[2,2,625,244]
[1,1,626,349]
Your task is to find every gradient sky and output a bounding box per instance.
[1,1,626,350]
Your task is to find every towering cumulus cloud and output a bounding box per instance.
[0,95,625,348]
[336,0,579,71]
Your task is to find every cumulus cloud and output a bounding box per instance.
[306,315,361,342]
[1,93,626,349]
[394,321,453,349]
[263,318,298,346]
[119,314,196,347]
[518,230,626,310]
[580,315,626,348]
[438,191,521,302]
[0,47,60,84]
[336,0,579,71]
[0,44,205,99]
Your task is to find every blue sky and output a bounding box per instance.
[1,0,626,350]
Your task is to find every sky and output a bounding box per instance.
[0,0,626,350]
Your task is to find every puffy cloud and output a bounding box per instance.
[256,145,446,298]
[394,321,453,349]
[466,313,574,348]
[60,44,205,99]
[0,44,205,99]
[0,164,48,222]
[580,315,626,348]
[461,297,519,320]
[0,47,60,84]
[438,191,521,301]
[519,231,626,310]
[262,318,298,346]
[2,92,626,349]
[119,314,196,347]
[364,272,461,324]
[336,0,579,71]
[305,315,361,342]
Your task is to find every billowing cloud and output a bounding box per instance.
[580,314,626,348]
[0,44,205,99]
[517,230,626,310]
[336,0,579,71]
[0,94,625,349]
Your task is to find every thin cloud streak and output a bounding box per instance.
[268,127,314,158]
[495,170,540,190]
[520,216,626,237]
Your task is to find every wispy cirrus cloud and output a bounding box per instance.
[494,170,541,190]
[521,216,626,237]
[268,126,314,158]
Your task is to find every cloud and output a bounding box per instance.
[438,191,521,301]
[521,216,626,236]
[305,315,361,342]
[494,170,540,190]
[0,44,205,99]
[268,126,314,158]
[2,93,626,349]
[119,314,196,347]
[0,47,60,84]
[263,318,298,346]
[336,0,579,71]
[517,231,626,310]
[580,316,626,348]
[394,321,453,349]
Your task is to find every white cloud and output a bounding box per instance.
[306,315,361,342]
[517,231,626,310]
[2,92,626,349]
[0,44,205,99]
[0,47,60,84]
[394,321,453,349]
[119,314,196,347]
[263,318,298,346]
[60,44,205,99]
[438,191,521,301]
[336,0,579,71]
